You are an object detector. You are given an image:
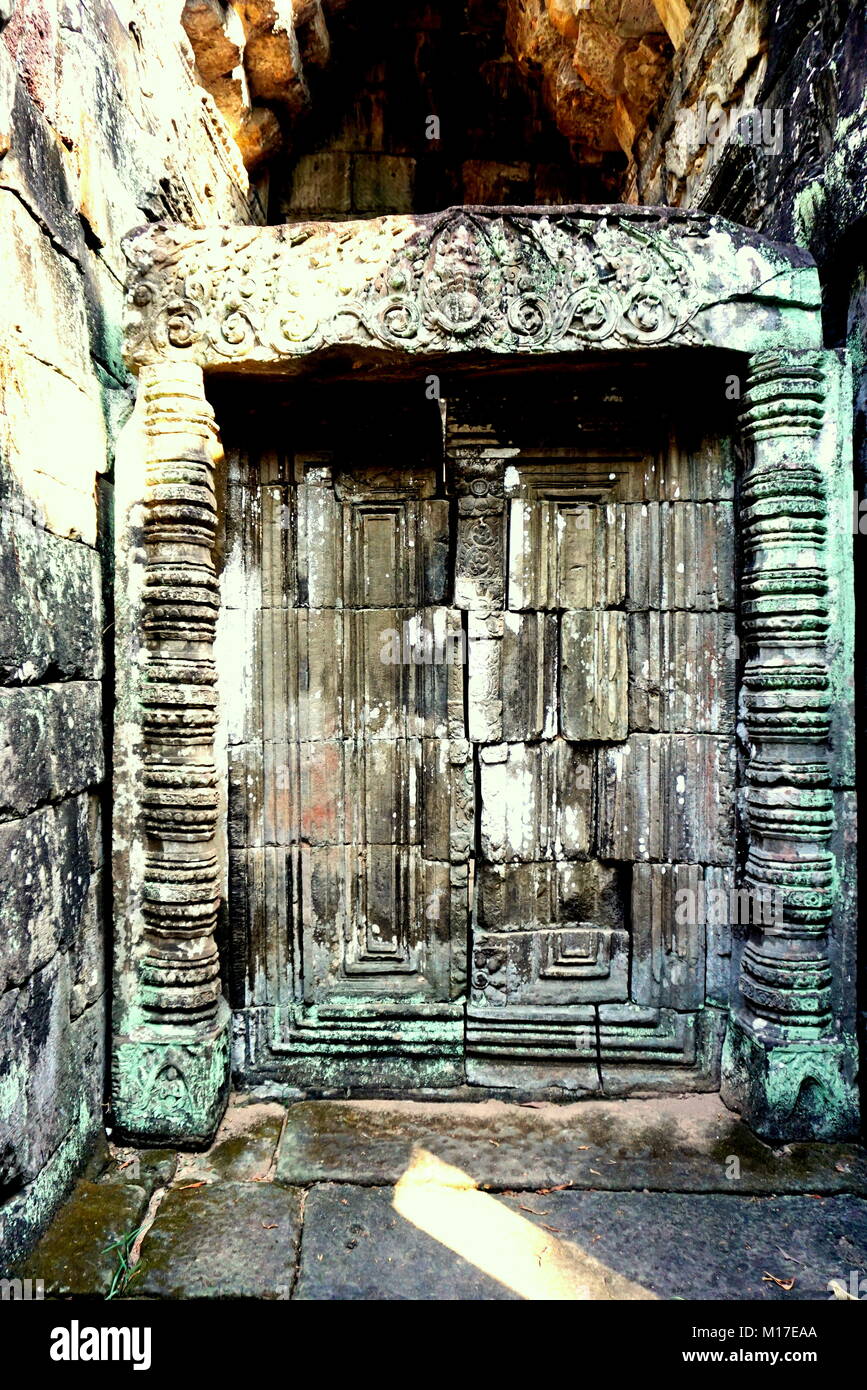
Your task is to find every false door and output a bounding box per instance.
[228,383,737,1093]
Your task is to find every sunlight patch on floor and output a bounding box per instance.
[392,1146,657,1301]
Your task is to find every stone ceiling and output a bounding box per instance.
[180,0,686,173]
[509,0,681,159]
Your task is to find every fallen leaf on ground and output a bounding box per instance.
[762,1272,795,1291]
[178,1181,206,1190]
[262,1223,278,1230]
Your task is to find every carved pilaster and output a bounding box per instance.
[722,349,858,1140]
[112,362,231,1145]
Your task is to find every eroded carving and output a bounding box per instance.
[123,208,813,370]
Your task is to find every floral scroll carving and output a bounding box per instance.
[123,209,706,369]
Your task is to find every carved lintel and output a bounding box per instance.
[121,208,821,372]
[112,361,231,1145]
[723,349,858,1140]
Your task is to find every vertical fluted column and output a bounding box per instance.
[112,362,231,1145]
[721,348,858,1140]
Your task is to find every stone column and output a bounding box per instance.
[721,348,858,1140]
[112,361,231,1146]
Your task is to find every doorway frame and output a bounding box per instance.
[111,206,857,1145]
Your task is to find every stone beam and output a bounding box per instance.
[122,207,821,377]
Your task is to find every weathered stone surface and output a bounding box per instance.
[631,862,711,1009]
[0,510,102,683]
[597,734,735,863]
[174,1102,285,1183]
[0,347,108,544]
[0,683,102,817]
[352,153,416,213]
[134,1181,302,1298]
[122,210,822,374]
[0,964,103,1188]
[13,1178,147,1295]
[295,1183,867,1301]
[490,1191,867,1301]
[560,609,628,740]
[0,189,90,375]
[295,1180,653,1300]
[182,0,245,83]
[473,924,630,1007]
[0,794,97,996]
[508,496,625,611]
[14,1180,148,1298]
[628,611,736,731]
[480,741,593,862]
[625,502,735,611]
[275,1095,867,1193]
[286,150,352,214]
[95,1148,178,1198]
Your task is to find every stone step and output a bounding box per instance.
[273,1093,867,1194]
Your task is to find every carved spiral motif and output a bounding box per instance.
[123,211,702,367]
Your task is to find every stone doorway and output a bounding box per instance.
[112,209,856,1147]
[224,369,740,1093]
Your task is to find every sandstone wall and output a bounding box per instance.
[0,0,259,1264]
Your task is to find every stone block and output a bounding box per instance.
[352,153,416,213]
[597,734,736,864]
[0,348,108,544]
[468,610,558,743]
[628,611,736,732]
[174,1102,285,1184]
[134,1181,303,1298]
[561,609,628,740]
[508,498,625,610]
[0,794,97,996]
[0,683,103,817]
[15,1180,148,1297]
[69,867,104,1020]
[625,502,735,611]
[477,859,624,932]
[0,191,90,374]
[461,159,533,203]
[0,956,103,1186]
[472,926,630,1007]
[287,151,351,212]
[0,508,102,682]
[0,63,84,260]
[479,741,594,862]
[631,863,708,1010]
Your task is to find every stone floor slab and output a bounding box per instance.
[131,1181,302,1299]
[174,1102,285,1185]
[275,1094,867,1193]
[14,1180,148,1298]
[294,1181,652,1300]
[294,1180,867,1301]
